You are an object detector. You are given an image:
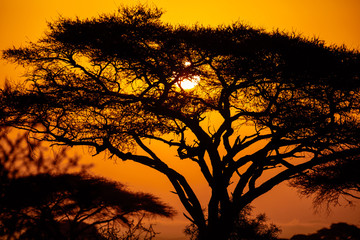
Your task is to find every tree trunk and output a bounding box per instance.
[197,209,236,240]
[198,222,233,240]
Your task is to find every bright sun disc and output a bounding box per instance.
[176,61,200,90]
[178,75,200,90]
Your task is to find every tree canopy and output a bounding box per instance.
[1,173,173,239]
[0,128,174,239]
[1,5,360,239]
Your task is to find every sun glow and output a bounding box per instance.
[177,75,200,89]
[176,61,200,90]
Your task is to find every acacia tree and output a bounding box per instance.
[0,128,174,239]
[1,5,360,239]
[2,173,173,240]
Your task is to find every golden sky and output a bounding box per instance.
[1,1,360,239]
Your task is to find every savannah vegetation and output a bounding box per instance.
[1,5,360,239]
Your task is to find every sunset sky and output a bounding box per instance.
[1,1,360,239]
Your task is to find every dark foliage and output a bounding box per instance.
[290,222,360,240]
[229,206,281,240]
[185,206,281,240]
[289,158,360,208]
[0,128,174,239]
[1,5,360,239]
[1,174,172,239]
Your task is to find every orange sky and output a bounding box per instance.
[1,1,360,239]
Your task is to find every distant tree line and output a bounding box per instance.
[289,222,360,240]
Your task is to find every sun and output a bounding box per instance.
[176,61,200,90]
[177,75,200,90]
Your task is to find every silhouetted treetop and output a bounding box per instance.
[1,5,360,240]
[3,6,360,147]
[2,173,174,218]
[0,128,174,239]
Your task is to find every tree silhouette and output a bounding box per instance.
[289,157,360,208]
[1,5,360,239]
[289,222,360,240]
[0,128,174,239]
[1,174,173,240]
